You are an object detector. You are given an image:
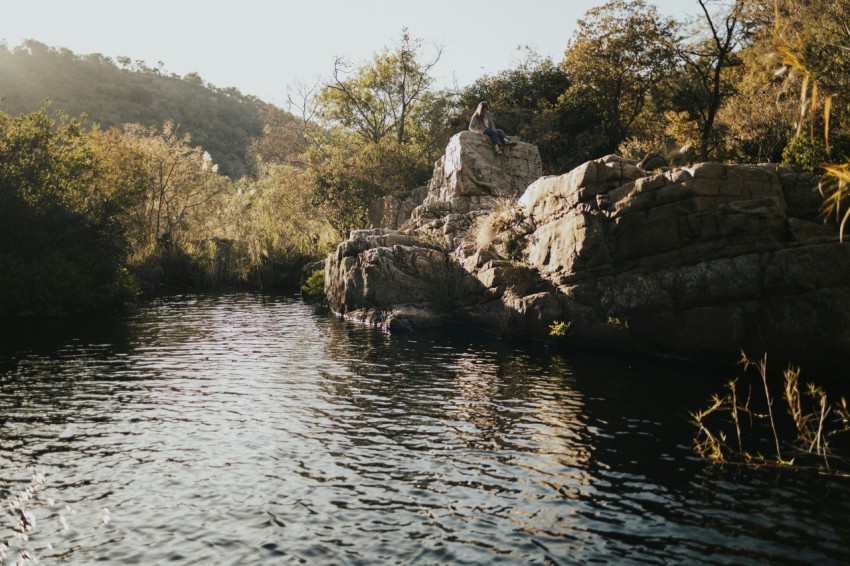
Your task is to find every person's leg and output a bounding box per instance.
[483,127,501,146]
[498,129,517,146]
[483,128,504,154]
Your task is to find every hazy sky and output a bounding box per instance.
[2,0,700,106]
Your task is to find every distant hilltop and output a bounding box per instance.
[0,40,297,179]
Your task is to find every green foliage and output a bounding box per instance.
[318,30,444,148]
[782,134,828,172]
[102,121,229,251]
[130,238,261,292]
[0,107,332,306]
[301,269,325,300]
[474,200,530,259]
[120,158,335,292]
[504,239,522,262]
[549,320,572,337]
[247,104,309,170]
[0,40,294,178]
[820,161,850,241]
[0,109,132,317]
[767,0,850,239]
[307,31,448,234]
[770,0,850,131]
[457,57,574,173]
[562,0,677,150]
[310,136,430,236]
[718,91,795,163]
[220,163,337,287]
[670,1,753,161]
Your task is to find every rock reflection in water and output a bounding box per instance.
[310,320,598,561]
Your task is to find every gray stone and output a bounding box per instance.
[420,130,541,205]
[322,132,850,369]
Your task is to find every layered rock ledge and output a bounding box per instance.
[325,132,850,368]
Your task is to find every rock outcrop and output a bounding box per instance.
[324,134,850,369]
[517,155,850,365]
[366,130,542,243]
[324,229,464,330]
[367,185,429,230]
[403,131,542,247]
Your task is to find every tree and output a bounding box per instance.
[766,0,850,238]
[112,121,229,251]
[768,0,850,143]
[0,110,132,316]
[319,29,443,148]
[309,30,448,235]
[716,80,796,162]
[674,0,754,160]
[224,163,337,272]
[247,102,310,170]
[713,33,797,163]
[561,0,678,150]
[311,135,431,236]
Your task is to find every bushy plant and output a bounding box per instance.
[0,110,134,317]
[618,136,664,162]
[782,134,828,172]
[301,269,325,300]
[474,199,526,251]
[549,320,572,337]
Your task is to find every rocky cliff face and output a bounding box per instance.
[369,131,542,244]
[324,133,850,368]
[517,155,850,365]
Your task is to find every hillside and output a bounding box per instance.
[0,40,291,178]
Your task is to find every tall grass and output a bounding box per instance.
[692,352,850,475]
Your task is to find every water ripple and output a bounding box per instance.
[1,294,848,564]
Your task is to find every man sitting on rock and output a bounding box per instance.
[469,101,517,156]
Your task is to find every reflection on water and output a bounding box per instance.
[1,294,848,564]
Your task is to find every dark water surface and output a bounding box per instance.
[1,294,848,564]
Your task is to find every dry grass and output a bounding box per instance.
[692,352,850,475]
[471,198,527,257]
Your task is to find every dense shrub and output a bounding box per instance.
[0,110,134,317]
[782,135,828,172]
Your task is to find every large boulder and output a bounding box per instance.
[423,130,542,205]
[324,229,463,330]
[324,132,850,369]
[403,131,542,248]
[518,157,850,367]
[325,132,542,329]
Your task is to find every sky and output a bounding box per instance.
[2,0,700,106]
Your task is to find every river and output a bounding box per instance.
[1,293,848,564]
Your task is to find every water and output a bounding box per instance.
[1,294,848,564]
